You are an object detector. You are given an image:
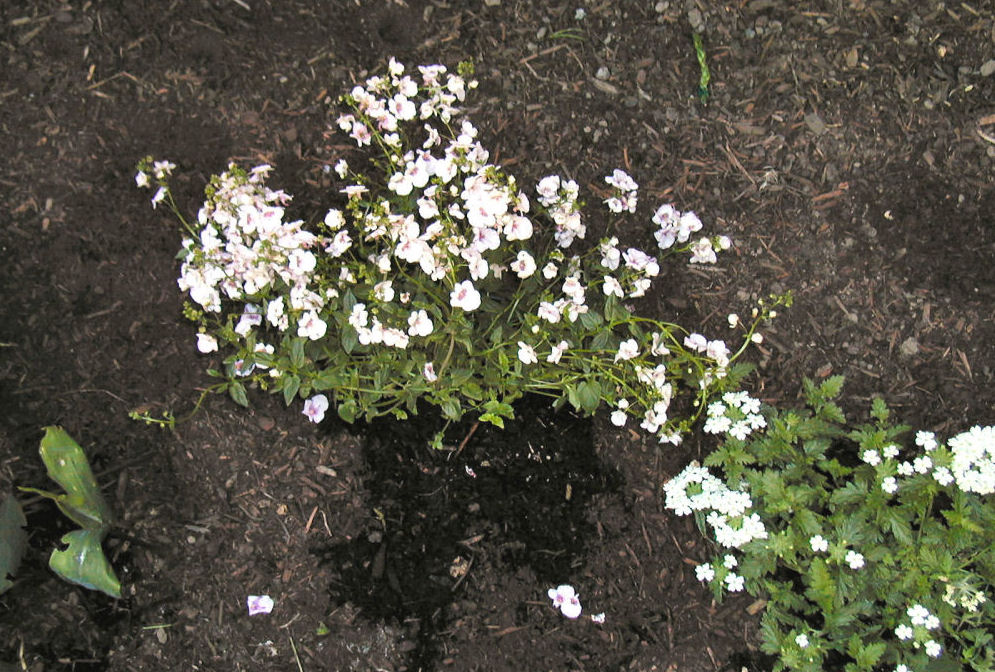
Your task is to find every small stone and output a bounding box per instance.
[899,337,920,357]
[804,112,827,135]
[483,0,500,5]
[595,66,610,80]
[981,60,995,77]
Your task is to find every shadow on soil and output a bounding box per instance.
[313,399,621,669]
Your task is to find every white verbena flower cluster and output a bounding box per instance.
[702,391,766,440]
[663,461,767,549]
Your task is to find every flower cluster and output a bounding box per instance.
[679,376,995,672]
[663,461,767,550]
[547,584,582,619]
[137,59,768,444]
[702,391,766,440]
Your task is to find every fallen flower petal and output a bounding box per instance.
[590,612,606,624]
[247,595,274,616]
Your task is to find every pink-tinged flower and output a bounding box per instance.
[517,341,538,365]
[689,237,717,264]
[423,361,438,382]
[135,171,150,188]
[297,311,327,341]
[511,250,537,278]
[684,333,708,352]
[246,595,274,616]
[537,301,561,323]
[196,333,219,353]
[449,280,481,311]
[407,309,434,337]
[504,215,533,241]
[302,394,329,423]
[349,121,372,146]
[547,584,582,619]
[151,186,167,208]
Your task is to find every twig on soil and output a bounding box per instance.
[288,634,305,672]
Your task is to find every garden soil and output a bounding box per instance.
[2,1,994,670]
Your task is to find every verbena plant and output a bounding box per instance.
[136,59,782,445]
[666,377,995,672]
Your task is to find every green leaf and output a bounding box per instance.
[228,381,249,407]
[0,495,27,594]
[869,397,889,423]
[32,427,112,530]
[576,380,601,414]
[855,641,886,670]
[282,374,301,406]
[337,399,357,423]
[341,326,358,354]
[49,529,121,598]
[479,413,505,429]
[290,338,306,369]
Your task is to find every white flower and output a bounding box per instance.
[894,624,914,641]
[546,340,568,364]
[334,159,348,178]
[924,640,942,658]
[135,171,150,188]
[724,572,745,592]
[615,338,639,363]
[722,554,737,569]
[795,634,809,648]
[602,276,624,298]
[449,280,481,311]
[302,394,329,423]
[915,430,938,451]
[895,665,910,672]
[151,186,167,208]
[695,563,715,582]
[810,535,829,553]
[517,341,538,365]
[883,444,900,459]
[689,237,717,264]
[897,461,915,476]
[845,550,865,569]
[196,333,218,353]
[590,612,605,624]
[913,455,933,474]
[862,449,881,466]
[727,313,739,328]
[907,604,931,626]
[881,476,898,494]
[542,262,558,279]
[547,584,582,619]
[932,466,953,486]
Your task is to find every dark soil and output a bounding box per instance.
[2,1,994,671]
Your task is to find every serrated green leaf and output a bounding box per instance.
[49,529,120,598]
[0,495,27,594]
[478,412,504,428]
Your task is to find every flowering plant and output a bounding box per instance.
[666,377,995,672]
[136,59,776,445]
